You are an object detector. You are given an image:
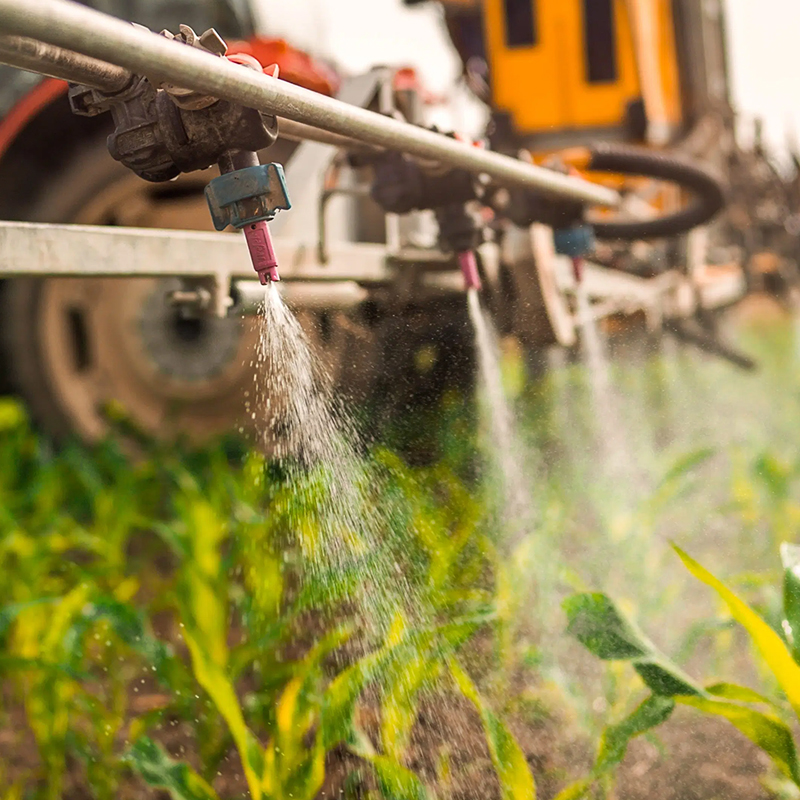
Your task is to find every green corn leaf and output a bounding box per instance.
[126,736,220,800]
[564,593,701,696]
[706,683,774,705]
[551,778,595,800]
[322,639,402,750]
[262,676,326,800]
[563,594,650,659]
[754,453,791,500]
[63,595,171,672]
[677,696,800,786]
[552,695,675,800]
[322,614,491,752]
[450,659,535,800]
[369,755,432,800]
[182,627,264,800]
[660,447,716,486]
[632,660,700,697]
[381,650,440,761]
[674,544,800,718]
[321,630,425,751]
[349,730,432,800]
[594,694,675,773]
[780,543,800,663]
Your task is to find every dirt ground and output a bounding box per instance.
[2,680,773,800]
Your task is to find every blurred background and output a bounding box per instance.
[3,1,800,799]
[253,0,799,154]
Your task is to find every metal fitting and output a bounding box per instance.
[553,225,596,258]
[68,25,278,182]
[205,163,291,229]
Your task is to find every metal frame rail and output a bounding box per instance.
[0,0,621,209]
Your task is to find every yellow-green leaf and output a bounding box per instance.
[182,628,263,800]
[450,659,535,800]
[551,777,594,800]
[677,695,800,785]
[127,737,220,800]
[381,650,439,761]
[674,544,800,718]
[350,731,432,800]
[781,543,800,663]
[706,683,774,706]
[595,694,675,773]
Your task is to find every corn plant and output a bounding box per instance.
[142,448,535,800]
[560,542,800,799]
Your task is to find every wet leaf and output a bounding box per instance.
[781,543,800,663]
[381,650,440,761]
[677,696,800,785]
[564,593,701,696]
[350,731,432,800]
[182,627,264,799]
[126,737,220,800]
[754,453,791,500]
[660,447,715,487]
[551,778,595,800]
[262,676,326,800]
[595,694,675,772]
[553,695,675,800]
[633,660,700,697]
[450,659,535,800]
[563,594,650,659]
[674,544,800,718]
[706,683,774,705]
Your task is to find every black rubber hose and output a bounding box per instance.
[588,143,726,240]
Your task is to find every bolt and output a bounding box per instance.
[199,28,228,56]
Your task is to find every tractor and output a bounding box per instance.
[0,0,787,443]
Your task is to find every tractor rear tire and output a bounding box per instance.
[1,141,261,442]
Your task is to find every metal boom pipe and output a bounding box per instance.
[0,34,377,151]
[0,0,621,208]
[0,33,131,90]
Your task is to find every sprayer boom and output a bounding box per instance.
[0,0,621,209]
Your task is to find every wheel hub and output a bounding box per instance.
[138,279,243,383]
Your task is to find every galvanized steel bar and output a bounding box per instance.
[0,0,621,208]
[0,33,130,91]
[0,221,393,283]
[0,34,376,151]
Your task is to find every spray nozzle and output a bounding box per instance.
[244,221,281,283]
[458,250,482,292]
[554,224,595,285]
[206,160,291,283]
[434,204,484,292]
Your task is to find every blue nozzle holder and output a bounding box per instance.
[205,163,291,231]
[553,225,595,258]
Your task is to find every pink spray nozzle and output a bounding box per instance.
[458,250,482,292]
[571,256,584,284]
[244,220,280,283]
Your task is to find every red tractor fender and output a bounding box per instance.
[226,37,340,97]
[0,78,70,162]
[0,36,340,163]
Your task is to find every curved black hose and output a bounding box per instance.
[588,143,726,240]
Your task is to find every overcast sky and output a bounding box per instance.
[253,0,794,152]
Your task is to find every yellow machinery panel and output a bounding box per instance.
[484,0,682,138]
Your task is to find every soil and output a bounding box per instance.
[1,679,773,800]
[615,707,772,800]
[318,690,772,800]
